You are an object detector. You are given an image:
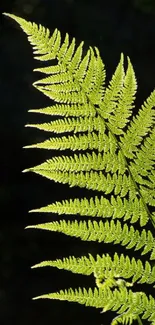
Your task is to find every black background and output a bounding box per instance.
[0,0,155,324]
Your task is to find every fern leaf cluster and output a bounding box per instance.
[4,12,155,325]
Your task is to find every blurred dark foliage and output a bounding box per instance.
[133,0,155,14]
[0,0,155,325]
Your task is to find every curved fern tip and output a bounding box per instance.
[2,12,21,21]
[120,53,124,61]
[3,12,10,16]
[25,124,32,128]
[31,264,38,269]
[28,208,39,213]
[25,225,35,230]
[32,294,49,300]
[32,296,40,300]
[23,145,29,149]
[22,168,29,173]
[23,144,35,149]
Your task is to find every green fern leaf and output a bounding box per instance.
[26,219,155,259]
[32,252,155,286]
[4,12,155,325]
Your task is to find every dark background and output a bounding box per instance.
[0,0,155,324]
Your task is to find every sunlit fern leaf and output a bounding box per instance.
[32,286,155,325]
[28,195,148,226]
[26,219,155,259]
[31,252,155,286]
[3,12,155,325]
[28,102,97,117]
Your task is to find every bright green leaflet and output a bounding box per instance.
[4,12,155,325]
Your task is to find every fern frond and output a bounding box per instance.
[23,165,143,206]
[28,102,96,117]
[97,53,125,120]
[4,12,155,325]
[32,252,155,286]
[25,115,106,133]
[87,47,106,104]
[26,219,155,260]
[23,150,126,174]
[29,195,149,226]
[129,127,155,200]
[4,13,60,61]
[23,131,113,152]
[106,57,137,135]
[120,89,155,159]
[32,286,155,325]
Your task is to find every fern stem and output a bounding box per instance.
[137,316,143,325]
